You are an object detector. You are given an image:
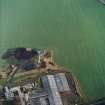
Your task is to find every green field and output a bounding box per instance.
[0,0,105,101]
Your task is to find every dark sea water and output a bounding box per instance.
[0,0,105,101]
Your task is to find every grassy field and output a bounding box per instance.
[0,0,105,101]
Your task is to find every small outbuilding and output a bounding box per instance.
[28,89,49,105]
